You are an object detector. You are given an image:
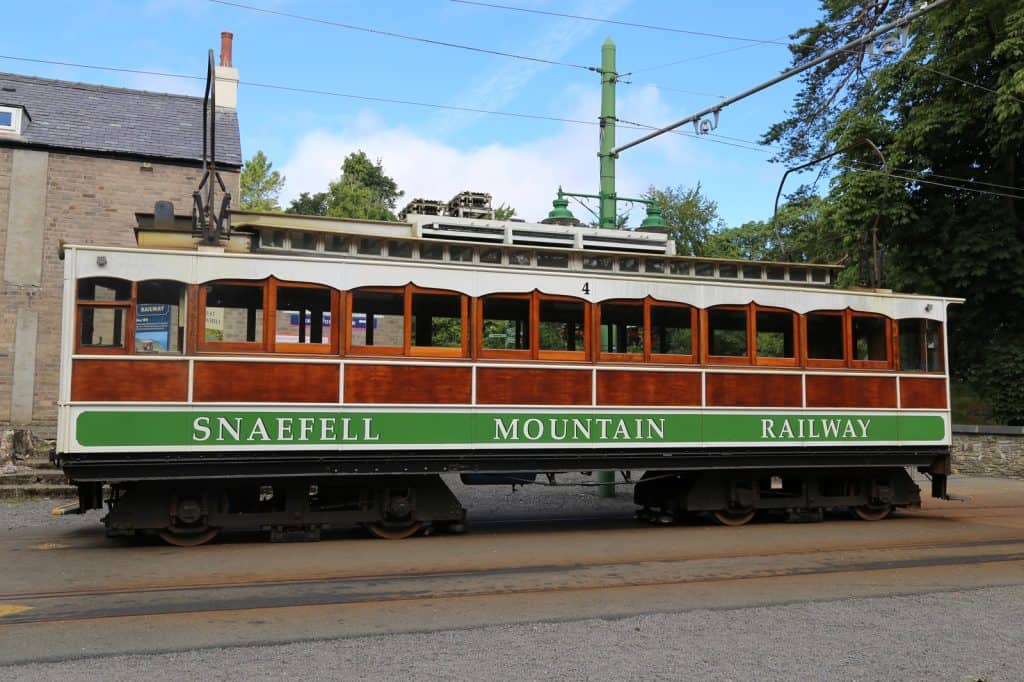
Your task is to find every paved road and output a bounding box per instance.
[2,476,1023,679]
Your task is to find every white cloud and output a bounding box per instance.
[279,84,700,224]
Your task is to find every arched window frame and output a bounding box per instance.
[751,304,800,367]
[75,277,134,355]
[475,290,590,362]
[345,284,469,358]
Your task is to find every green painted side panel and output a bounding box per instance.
[74,410,947,449]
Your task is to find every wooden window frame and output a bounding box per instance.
[896,318,944,373]
[197,279,269,353]
[345,286,406,357]
[271,280,340,355]
[596,299,645,363]
[752,305,799,367]
[648,299,698,365]
[536,292,590,362]
[849,310,893,370]
[701,304,752,366]
[75,278,135,355]
[802,310,848,369]
[477,292,533,360]
[407,285,470,358]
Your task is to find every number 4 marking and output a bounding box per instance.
[582,282,591,295]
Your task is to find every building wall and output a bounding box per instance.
[0,148,239,435]
[952,426,1024,480]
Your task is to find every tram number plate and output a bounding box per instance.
[582,282,590,295]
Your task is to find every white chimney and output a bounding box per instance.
[214,31,238,109]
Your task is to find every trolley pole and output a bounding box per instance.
[597,37,617,229]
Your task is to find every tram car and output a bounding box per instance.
[54,207,960,545]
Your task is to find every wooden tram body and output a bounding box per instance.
[55,210,960,543]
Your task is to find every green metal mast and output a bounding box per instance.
[598,37,617,228]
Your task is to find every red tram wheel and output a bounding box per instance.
[366,522,424,540]
[852,504,893,521]
[711,508,756,526]
[157,527,219,546]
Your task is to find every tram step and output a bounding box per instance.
[0,483,77,500]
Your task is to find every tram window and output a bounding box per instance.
[806,312,844,360]
[743,265,762,280]
[275,286,332,347]
[267,230,286,248]
[766,266,786,281]
[411,293,463,348]
[350,290,404,348]
[852,314,888,362]
[204,284,264,344]
[619,257,639,273]
[136,280,185,354]
[583,255,613,271]
[707,307,748,357]
[695,263,715,277]
[645,259,665,274]
[449,245,473,262]
[899,319,943,371]
[480,247,502,264]
[719,264,738,278]
[77,277,131,301]
[651,305,693,356]
[811,269,828,283]
[420,243,444,260]
[537,252,569,268]
[509,250,531,266]
[539,299,585,352]
[326,235,349,253]
[481,296,530,350]
[789,268,807,282]
[357,238,383,256]
[387,240,413,258]
[669,261,690,276]
[295,232,317,251]
[78,306,127,350]
[600,303,643,355]
[755,310,795,359]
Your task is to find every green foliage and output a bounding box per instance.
[493,203,517,221]
[239,150,285,212]
[286,151,404,221]
[643,183,724,256]
[766,0,1024,422]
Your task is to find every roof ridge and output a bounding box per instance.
[0,70,205,102]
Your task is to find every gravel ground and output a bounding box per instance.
[5,585,1021,680]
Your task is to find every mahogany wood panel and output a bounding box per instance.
[71,359,188,402]
[806,375,897,408]
[900,377,948,409]
[596,370,701,406]
[193,362,339,403]
[476,367,591,405]
[344,364,472,404]
[706,372,802,407]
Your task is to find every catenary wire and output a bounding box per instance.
[209,0,596,72]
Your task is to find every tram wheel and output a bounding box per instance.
[852,503,893,521]
[711,508,756,526]
[157,526,219,546]
[367,522,424,540]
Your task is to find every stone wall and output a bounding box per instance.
[0,148,239,435]
[952,425,1024,479]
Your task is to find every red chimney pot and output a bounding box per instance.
[220,32,234,67]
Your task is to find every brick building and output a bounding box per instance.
[0,36,242,435]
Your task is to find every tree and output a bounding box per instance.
[286,151,404,221]
[643,183,724,256]
[239,151,285,211]
[493,203,517,220]
[764,1,1024,423]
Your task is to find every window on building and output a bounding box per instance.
[599,302,643,356]
[755,309,796,360]
[203,283,264,346]
[852,314,888,363]
[349,289,404,351]
[410,292,464,350]
[707,307,748,358]
[806,312,845,361]
[539,298,585,355]
[650,304,694,357]
[481,296,530,351]
[275,286,333,352]
[135,280,186,354]
[76,277,132,353]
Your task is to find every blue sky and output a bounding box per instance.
[1,1,827,226]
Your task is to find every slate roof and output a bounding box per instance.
[0,72,241,167]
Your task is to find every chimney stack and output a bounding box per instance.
[220,32,233,67]
[214,31,238,109]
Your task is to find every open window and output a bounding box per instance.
[538,295,587,360]
[705,306,749,364]
[348,288,404,355]
[76,277,132,353]
[851,312,891,368]
[135,280,186,354]
[200,281,265,351]
[898,318,943,372]
[274,284,337,354]
[410,289,467,357]
[649,302,696,362]
[804,310,846,367]
[598,301,644,361]
[479,294,531,357]
[753,306,797,366]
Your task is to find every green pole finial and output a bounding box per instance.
[547,187,576,223]
[640,204,665,229]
